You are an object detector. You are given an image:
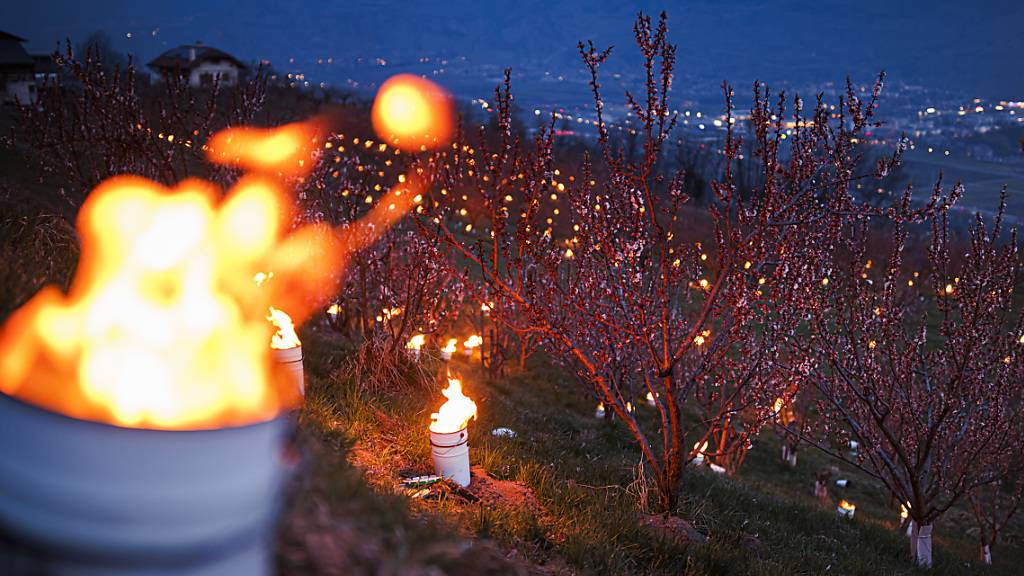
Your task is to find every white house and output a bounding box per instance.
[148,43,245,87]
[0,31,36,104]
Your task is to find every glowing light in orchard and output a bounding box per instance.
[429,373,477,434]
[464,334,483,352]
[406,333,425,352]
[441,338,458,355]
[371,74,454,152]
[838,500,856,513]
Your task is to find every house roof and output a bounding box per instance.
[147,45,245,72]
[0,30,33,67]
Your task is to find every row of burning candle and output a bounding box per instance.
[405,333,483,361]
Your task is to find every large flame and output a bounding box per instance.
[0,171,338,429]
[429,373,477,434]
[371,74,454,152]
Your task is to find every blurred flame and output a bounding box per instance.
[372,74,454,152]
[254,272,301,350]
[207,122,320,177]
[839,500,856,512]
[0,170,338,429]
[406,333,425,351]
[441,338,457,354]
[429,372,477,433]
[464,334,483,350]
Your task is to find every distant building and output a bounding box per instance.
[147,44,245,87]
[0,31,36,104]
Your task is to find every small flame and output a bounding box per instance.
[429,373,477,433]
[900,502,910,520]
[267,306,301,350]
[693,440,708,457]
[464,334,483,350]
[254,272,300,350]
[407,333,425,351]
[442,338,457,354]
[327,303,340,316]
[839,500,856,512]
[773,397,785,414]
[372,74,454,153]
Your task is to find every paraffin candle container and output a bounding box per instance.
[272,345,304,396]
[429,426,471,487]
[0,392,292,575]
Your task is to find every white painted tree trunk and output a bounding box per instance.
[787,451,797,467]
[981,543,991,565]
[911,523,933,568]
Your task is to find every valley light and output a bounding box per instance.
[429,373,478,487]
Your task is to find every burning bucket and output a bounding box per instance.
[272,345,305,396]
[429,427,471,487]
[0,392,291,575]
[429,373,476,487]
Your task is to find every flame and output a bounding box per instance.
[441,338,457,354]
[406,333,425,351]
[372,74,454,153]
[429,373,477,433]
[900,502,910,520]
[464,334,483,350]
[773,397,785,414]
[267,306,301,350]
[839,500,856,512]
[0,171,340,429]
[207,122,320,177]
[253,272,300,350]
[0,79,455,430]
[327,303,340,316]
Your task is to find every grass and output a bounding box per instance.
[293,326,1024,575]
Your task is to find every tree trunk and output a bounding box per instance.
[980,543,991,565]
[911,523,933,568]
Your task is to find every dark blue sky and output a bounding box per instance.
[3,1,1022,100]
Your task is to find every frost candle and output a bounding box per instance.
[463,334,482,358]
[440,338,457,361]
[256,273,305,397]
[406,334,425,361]
[428,373,477,487]
[837,499,856,519]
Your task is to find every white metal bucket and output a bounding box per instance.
[0,392,292,575]
[429,427,471,487]
[272,345,304,396]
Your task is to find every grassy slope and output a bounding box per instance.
[293,326,1024,575]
